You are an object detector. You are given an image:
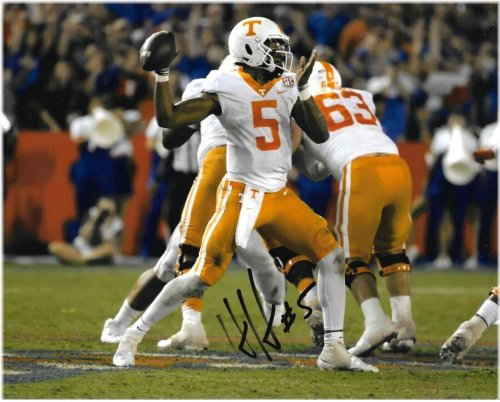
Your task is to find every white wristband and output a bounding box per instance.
[298,85,311,101]
[155,73,170,83]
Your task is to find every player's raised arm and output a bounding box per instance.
[292,49,329,144]
[140,31,220,128]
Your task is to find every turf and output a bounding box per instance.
[3,262,498,399]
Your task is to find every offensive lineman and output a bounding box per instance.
[113,17,377,372]
[296,61,416,356]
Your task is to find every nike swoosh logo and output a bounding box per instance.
[277,90,288,94]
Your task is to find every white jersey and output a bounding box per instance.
[202,68,298,192]
[302,87,398,180]
[182,78,227,166]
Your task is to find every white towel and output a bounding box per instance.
[235,186,264,249]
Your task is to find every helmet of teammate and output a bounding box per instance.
[228,17,293,73]
[309,61,342,95]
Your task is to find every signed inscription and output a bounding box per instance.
[217,269,315,361]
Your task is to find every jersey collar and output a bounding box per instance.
[237,67,282,97]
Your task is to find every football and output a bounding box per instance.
[140,31,178,72]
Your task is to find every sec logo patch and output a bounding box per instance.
[282,75,295,88]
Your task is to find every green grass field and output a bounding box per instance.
[3,261,498,399]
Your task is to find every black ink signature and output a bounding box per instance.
[217,269,315,361]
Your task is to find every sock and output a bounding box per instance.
[114,299,142,326]
[475,299,499,327]
[141,272,208,328]
[317,248,345,343]
[360,297,386,325]
[134,316,152,334]
[182,298,203,324]
[390,295,413,325]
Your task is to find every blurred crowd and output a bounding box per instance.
[4,3,497,137]
[3,3,498,265]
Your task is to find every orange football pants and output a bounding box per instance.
[193,178,338,285]
[334,154,412,264]
[178,146,227,248]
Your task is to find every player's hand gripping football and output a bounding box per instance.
[140,31,178,75]
[295,49,317,89]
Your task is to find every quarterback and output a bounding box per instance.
[101,76,287,350]
[113,17,377,372]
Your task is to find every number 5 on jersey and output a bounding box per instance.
[252,100,281,151]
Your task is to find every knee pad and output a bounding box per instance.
[345,260,375,288]
[269,246,314,287]
[374,252,411,277]
[176,244,200,276]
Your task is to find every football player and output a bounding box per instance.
[101,76,288,350]
[101,74,325,352]
[113,17,377,372]
[440,287,498,362]
[158,71,324,349]
[297,61,416,356]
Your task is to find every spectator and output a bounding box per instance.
[113,48,151,111]
[49,197,123,265]
[468,122,498,268]
[69,97,134,230]
[423,114,479,268]
[38,61,76,131]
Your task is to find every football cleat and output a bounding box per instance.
[101,318,127,344]
[317,339,379,372]
[439,319,485,363]
[382,320,416,353]
[348,315,397,357]
[112,326,145,367]
[156,321,209,351]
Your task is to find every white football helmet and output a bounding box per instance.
[309,61,342,95]
[228,17,293,73]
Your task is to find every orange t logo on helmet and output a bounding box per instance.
[242,19,262,36]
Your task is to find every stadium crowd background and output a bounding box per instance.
[3,3,498,264]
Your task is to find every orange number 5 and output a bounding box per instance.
[252,100,281,151]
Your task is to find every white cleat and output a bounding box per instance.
[157,321,209,351]
[439,319,484,363]
[101,318,127,344]
[112,326,145,367]
[263,302,285,328]
[348,315,397,357]
[317,339,379,372]
[382,320,416,353]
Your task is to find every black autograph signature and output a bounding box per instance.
[216,269,315,361]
